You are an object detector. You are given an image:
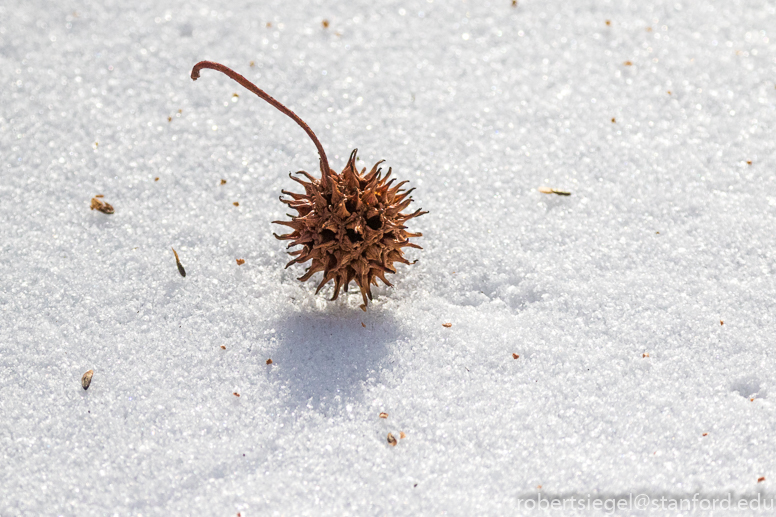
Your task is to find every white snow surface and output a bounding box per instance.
[2,0,776,515]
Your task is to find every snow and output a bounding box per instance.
[2,0,776,514]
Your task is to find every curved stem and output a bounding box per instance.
[191,60,330,186]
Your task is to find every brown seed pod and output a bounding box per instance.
[191,61,426,308]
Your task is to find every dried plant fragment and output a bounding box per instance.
[233,392,240,397]
[642,353,650,358]
[512,353,519,359]
[623,61,633,66]
[511,0,517,6]
[702,433,708,436]
[81,369,94,390]
[221,179,227,185]
[720,320,724,325]
[236,259,245,265]
[220,345,226,350]
[758,477,765,483]
[400,431,406,439]
[233,201,239,206]
[379,412,388,419]
[538,186,571,196]
[191,61,426,308]
[90,197,114,214]
[605,20,611,26]
[266,358,273,365]
[172,247,186,277]
[95,194,104,198]
[387,433,397,446]
[747,160,752,165]
[155,177,159,182]
[611,118,616,123]
[322,19,329,28]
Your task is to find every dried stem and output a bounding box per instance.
[191,60,331,186]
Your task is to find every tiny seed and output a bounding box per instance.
[221,179,227,185]
[623,61,633,66]
[442,323,452,328]
[758,477,765,483]
[512,353,519,359]
[322,19,329,28]
[172,248,186,277]
[387,433,397,446]
[538,186,571,196]
[400,432,406,439]
[220,345,226,350]
[236,258,245,265]
[233,201,239,206]
[266,358,273,365]
[90,197,114,214]
[605,20,611,26]
[81,369,94,390]
[379,412,388,419]
[154,177,159,182]
[233,392,240,397]
[702,433,708,436]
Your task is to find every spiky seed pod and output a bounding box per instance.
[191,61,426,308]
[273,149,426,306]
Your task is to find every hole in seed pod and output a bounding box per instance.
[346,199,358,213]
[321,229,336,242]
[346,228,364,243]
[366,215,382,230]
